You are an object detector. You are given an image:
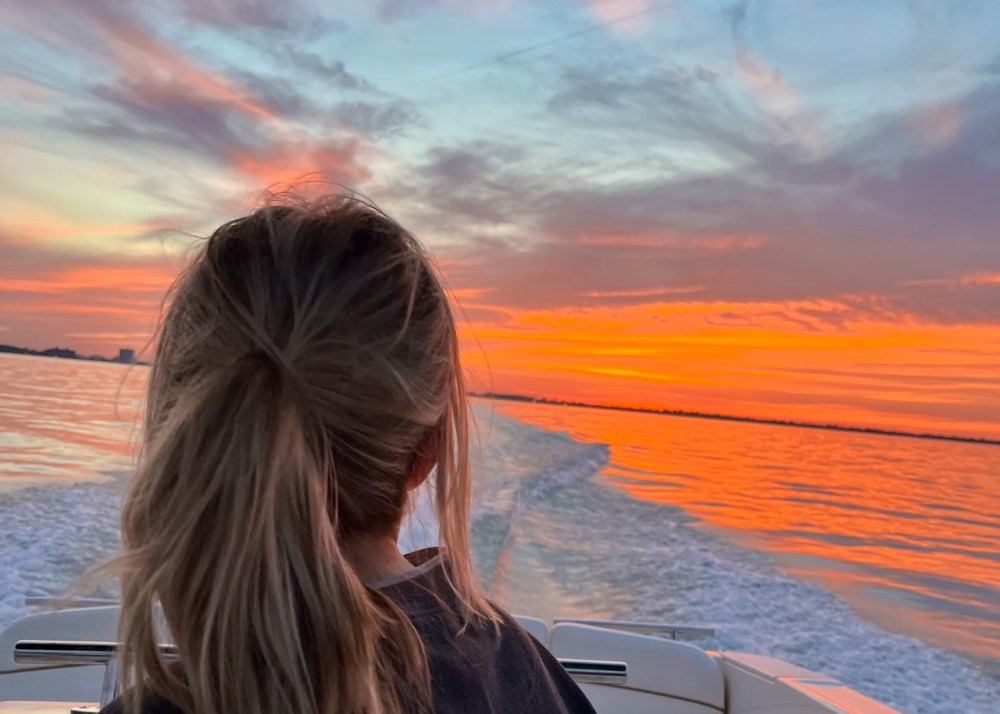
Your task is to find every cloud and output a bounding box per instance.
[910,102,965,149]
[727,0,827,157]
[374,0,513,23]
[0,212,182,247]
[7,0,418,191]
[228,139,368,186]
[905,272,1000,288]
[281,50,377,92]
[5,0,277,119]
[329,101,423,139]
[583,0,659,33]
[581,286,706,299]
[548,57,750,156]
[60,79,369,185]
[392,52,1000,324]
[373,0,664,28]
[0,234,176,355]
[163,0,346,36]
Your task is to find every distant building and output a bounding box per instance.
[117,348,136,364]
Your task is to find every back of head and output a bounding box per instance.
[117,195,488,714]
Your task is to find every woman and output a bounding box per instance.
[103,195,597,714]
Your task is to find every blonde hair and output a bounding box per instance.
[114,195,493,714]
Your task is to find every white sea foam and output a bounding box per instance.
[0,475,125,629]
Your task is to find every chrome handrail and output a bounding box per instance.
[553,618,716,640]
[14,640,178,665]
[558,658,628,685]
[13,641,629,707]
[14,641,177,710]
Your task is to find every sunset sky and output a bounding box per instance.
[1,0,998,438]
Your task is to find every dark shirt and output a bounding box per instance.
[102,549,596,714]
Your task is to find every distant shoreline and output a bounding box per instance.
[471,392,1000,447]
[0,344,148,366]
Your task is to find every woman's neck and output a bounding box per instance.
[341,532,416,586]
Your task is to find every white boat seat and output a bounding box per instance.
[549,623,725,714]
[0,606,119,702]
[513,615,549,645]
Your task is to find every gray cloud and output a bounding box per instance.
[374,0,451,23]
[81,80,256,164]
[401,60,1000,325]
[162,0,346,37]
[281,50,378,92]
[329,100,423,138]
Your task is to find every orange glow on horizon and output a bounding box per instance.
[458,299,1000,440]
[1,265,175,294]
[2,245,996,440]
[0,260,175,356]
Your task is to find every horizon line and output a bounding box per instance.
[470,391,1000,447]
[3,345,994,446]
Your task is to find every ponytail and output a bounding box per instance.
[118,343,429,714]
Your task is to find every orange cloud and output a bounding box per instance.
[582,286,705,298]
[578,231,767,252]
[4,2,276,122]
[0,265,175,294]
[903,272,1000,288]
[964,273,1000,286]
[0,249,176,356]
[229,139,369,187]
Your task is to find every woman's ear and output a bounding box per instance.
[406,433,438,492]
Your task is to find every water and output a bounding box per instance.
[0,354,145,492]
[1,353,997,712]
[455,400,999,713]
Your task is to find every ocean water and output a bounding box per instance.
[1,353,997,712]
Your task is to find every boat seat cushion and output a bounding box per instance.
[513,615,549,645]
[549,623,725,710]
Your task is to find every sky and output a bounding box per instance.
[1,0,998,439]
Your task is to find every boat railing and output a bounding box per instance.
[13,640,627,709]
[13,641,133,712]
[23,597,119,608]
[553,618,716,640]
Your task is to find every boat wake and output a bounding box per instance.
[2,407,996,713]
